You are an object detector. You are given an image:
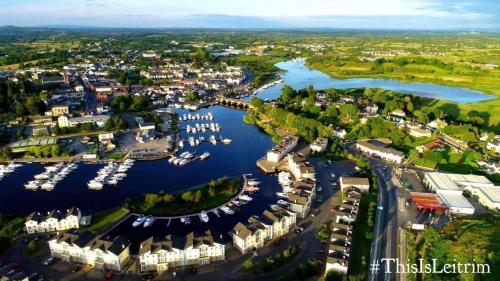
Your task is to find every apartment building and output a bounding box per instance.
[25,207,81,234]
[355,140,404,164]
[138,230,225,273]
[48,231,131,271]
[266,136,299,162]
[287,154,316,181]
[232,207,296,254]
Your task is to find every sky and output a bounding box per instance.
[0,0,499,30]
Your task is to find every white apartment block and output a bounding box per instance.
[138,230,225,273]
[355,140,404,164]
[49,231,130,272]
[287,154,316,181]
[310,138,328,153]
[232,207,296,254]
[266,136,299,162]
[25,208,81,234]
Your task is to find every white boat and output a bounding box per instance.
[239,194,253,201]
[180,151,189,158]
[183,152,193,159]
[213,209,220,217]
[199,152,210,160]
[143,216,155,227]
[179,159,189,166]
[24,180,39,190]
[132,215,146,227]
[222,138,232,144]
[34,173,50,180]
[178,141,184,148]
[220,206,235,215]
[244,186,260,192]
[200,211,209,223]
[277,199,289,206]
[173,158,182,165]
[40,181,55,191]
[276,192,288,198]
[88,180,103,190]
[247,180,260,186]
[180,217,186,223]
[270,204,280,211]
[107,178,118,185]
[169,157,177,164]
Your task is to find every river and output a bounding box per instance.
[247,59,493,103]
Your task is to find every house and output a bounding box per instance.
[232,206,297,254]
[310,138,328,153]
[287,154,316,181]
[390,109,406,118]
[51,105,70,117]
[266,136,299,162]
[232,218,272,254]
[365,104,378,114]
[58,114,110,128]
[339,177,370,194]
[486,140,500,154]
[25,208,81,234]
[427,119,448,130]
[355,140,404,164]
[416,139,445,154]
[138,230,225,273]
[48,231,130,271]
[333,128,347,139]
[409,127,432,138]
[98,133,115,151]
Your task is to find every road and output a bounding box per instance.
[371,165,398,281]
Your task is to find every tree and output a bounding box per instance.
[181,191,193,202]
[250,97,264,108]
[193,190,203,203]
[185,92,200,103]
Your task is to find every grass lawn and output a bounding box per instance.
[348,192,377,279]
[86,207,129,233]
[23,239,47,258]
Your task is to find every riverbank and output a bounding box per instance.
[125,176,243,216]
[305,58,500,127]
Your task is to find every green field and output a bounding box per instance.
[85,207,129,233]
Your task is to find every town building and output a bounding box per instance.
[287,154,316,181]
[409,127,432,138]
[138,230,225,273]
[48,231,130,271]
[355,140,404,164]
[422,172,500,213]
[25,208,81,234]
[232,207,296,254]
[51,105,70,117]
[486,140,500,154]
[58,114,110,128]
[339,177,370,194]
[310,138,328,153]
[266,136,299,162]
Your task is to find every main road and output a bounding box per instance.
[369,164,398,281]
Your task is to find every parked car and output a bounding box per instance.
[104,272,113,280]
[41,257,54,266]
[310,209,321,217]
[252,250,260,257]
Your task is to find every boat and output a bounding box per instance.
[247,180,260,186]
[277,199,289,206]
[180,217,185,223]
[213,209,220,217]
[270,204,280,211]
[132,215,146,227]
[179,159,189,166]
[220,206,235,215]
[88,180,103,190]
[276,192,288,198]
[185,217,191,224]
[199,152,210,160]
[24,180,39,190]
[40,181,55,191]
[179,151,189,158]
[222,138,232,144]
[200,211,209,223]
[107,178,118,185]
[239,194,253,201]
[244,186,260,192]
[143,216,155,227]
[168,157,176,164]
[178,141,184,148]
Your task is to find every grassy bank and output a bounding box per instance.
[86,207,129,233]
[242,244,301,275]
[347,192,377,280]
[406,216,500,281]
[125,176,242,216]
[0,215,25,256]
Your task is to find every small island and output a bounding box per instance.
[124,176,242,216]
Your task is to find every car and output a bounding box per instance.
[41,257,54,266]
[104,272,113,280]
[317,186,323,192]
[252,250,260,257]
[316,250,325,254]
[295,227,304,233]
[310,209,321,217]
[28,273,39,279]
[184,267,197,275]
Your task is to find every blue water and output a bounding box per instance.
[248,60,493,103]
[0,106,277,215]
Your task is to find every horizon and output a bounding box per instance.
[1,0,499,30]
